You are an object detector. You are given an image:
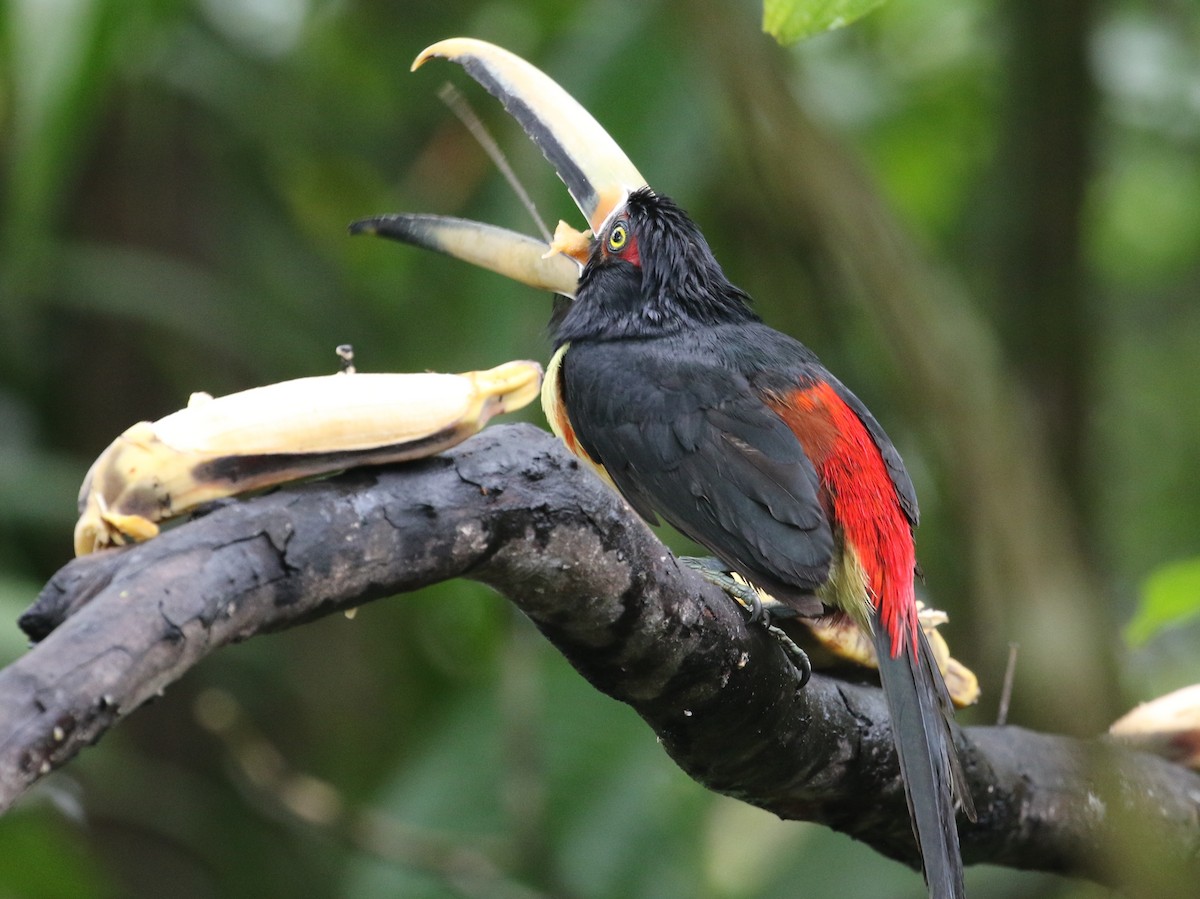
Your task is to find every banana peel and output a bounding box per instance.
[729,573,979,708]
[798,605,980,709]
[74,360,543,556]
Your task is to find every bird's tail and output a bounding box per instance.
[873,619,974,899]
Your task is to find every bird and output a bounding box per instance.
[544,185,973,897]
[353,38,975,897]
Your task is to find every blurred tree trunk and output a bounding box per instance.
[992,0,1098,521]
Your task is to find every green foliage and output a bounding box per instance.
[1128,557,1200,646]
[763,0,888,43]
[1,0,1199,896]
[0,807,118,899]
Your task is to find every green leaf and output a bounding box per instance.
[763,0,888,44]
[1127,557,1200,645]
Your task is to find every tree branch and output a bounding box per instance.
[5,425,1199,888]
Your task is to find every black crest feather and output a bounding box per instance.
[555,189,758,345]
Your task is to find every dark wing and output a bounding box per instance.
[561,340,834,601]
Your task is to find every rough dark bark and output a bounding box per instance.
[4,425,1198,890]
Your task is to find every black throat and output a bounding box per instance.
[553,189,759,346]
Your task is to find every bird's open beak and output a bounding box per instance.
[350,37,648,296]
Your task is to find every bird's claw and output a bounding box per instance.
[764,622,811,688]
[679,556,812,687]
[680,556,764,618]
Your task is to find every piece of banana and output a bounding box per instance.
[727,573,979,707]
[1109,684,1200,770]
[801,605,981,709]
[74,360,543,556]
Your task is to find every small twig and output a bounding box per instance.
[438,82,552,242]
[997,642,1019,726]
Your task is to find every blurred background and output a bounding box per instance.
[2,0,1198,896]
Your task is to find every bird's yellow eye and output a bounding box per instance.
[607,221,629,253]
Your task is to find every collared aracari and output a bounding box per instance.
[352,38,975,897]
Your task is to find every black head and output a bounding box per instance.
[553,189,758,344]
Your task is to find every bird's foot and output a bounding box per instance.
[761,621,811,688]
[680,556,768,618]
[679,556,811,688]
